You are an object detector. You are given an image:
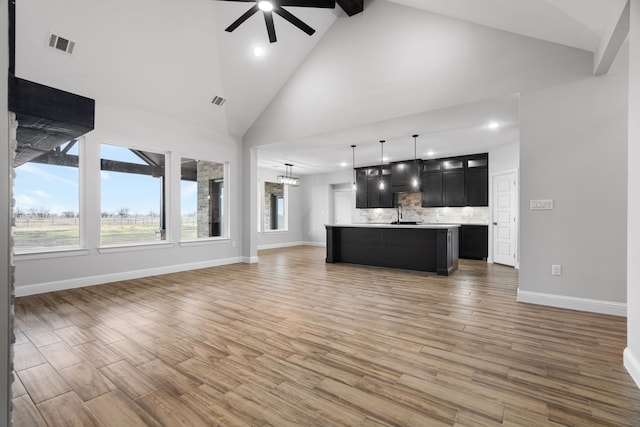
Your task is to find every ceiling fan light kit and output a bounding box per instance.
[218,0,341,43]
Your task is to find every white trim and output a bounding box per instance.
[624,348,640,389]
[179,238,232,247]
[98,241,173,254]
[303,241,326,247]
[517,289,627,317]
[257,241,304,250]
[243,256,259,263]
[15,256,244,297]
[14,248,90,260]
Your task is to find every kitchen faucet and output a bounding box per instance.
[396,203,402,224]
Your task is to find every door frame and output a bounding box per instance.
[330,183,353,225]
[489,168,519,269]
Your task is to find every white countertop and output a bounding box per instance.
[326,223,461,229]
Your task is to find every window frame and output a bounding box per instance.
[179,156,230,243]
[98,141,169,248]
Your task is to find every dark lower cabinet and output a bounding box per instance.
[459,225,488,260]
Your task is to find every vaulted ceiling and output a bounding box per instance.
[16,0,629,175]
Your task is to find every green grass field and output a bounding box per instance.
[13,216,198,249]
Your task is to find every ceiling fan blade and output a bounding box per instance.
[273,7,315,36]
[264,12,277,43]
[280,0,335,7]
[225,4,260,32]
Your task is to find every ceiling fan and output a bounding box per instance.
[218,0,336,43]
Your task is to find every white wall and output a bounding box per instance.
[625,0,640,389]
[518,69,628,315]
[301,170,353,245]
[14,105,244,296]
[13,0,246,296]
[244,0,593,148]
[489,141,520,174]
[256,168,303,250]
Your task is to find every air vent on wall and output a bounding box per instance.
[48,33,75,55]
[211,96,227,107]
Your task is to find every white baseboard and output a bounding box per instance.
[243,256,259,264]
[624,348,640,390]
[15,256,244,297]
[517,289,627,317]
[257,241,304,250]
[302,241,326,247]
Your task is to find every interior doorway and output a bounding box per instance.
[492,170,518,267]
[331,183,353,225]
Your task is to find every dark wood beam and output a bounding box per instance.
[337,0,363,16]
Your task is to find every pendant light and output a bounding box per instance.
[379,140,385,190]
[351,144,357,190]
[412,134,419,189]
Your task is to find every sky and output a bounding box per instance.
[14,143,198,216]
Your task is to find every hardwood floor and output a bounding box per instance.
[12,246,640,426]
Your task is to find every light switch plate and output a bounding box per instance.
[552,264,562,276]
[530,199,554,210]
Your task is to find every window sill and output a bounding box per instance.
[179,237,231,247]
[263,230,289,234]
[98,241,173,254]
[14,247,90,261]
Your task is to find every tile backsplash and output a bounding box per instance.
[357,192,489,225]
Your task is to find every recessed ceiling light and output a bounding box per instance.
[258,1,273,12]
[340,162,348,167]
[426,151,435,156]
[253,46,265,57]
[383,157,389,162]
[487,121,501,129]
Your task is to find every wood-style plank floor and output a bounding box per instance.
[12,246,640,426]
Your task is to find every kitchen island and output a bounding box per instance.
[325,223,459,276]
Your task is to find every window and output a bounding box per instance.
[180,158,226,240]
[13,140,80,250]
[263,182,287,231]
[100,144,166,245]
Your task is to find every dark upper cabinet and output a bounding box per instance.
[443,170,465,207]
[391,160,421,192]
[355,168,368,209]
[421,172,443,207]
[358,153,487,209]
[464,154,488,206]
[356,166,394,208]
[465,167,488,206]
[421,153,488,208]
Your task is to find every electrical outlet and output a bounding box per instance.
[552,264,562,276]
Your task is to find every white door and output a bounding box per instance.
[333,190,352,224]
[492,171,517,267]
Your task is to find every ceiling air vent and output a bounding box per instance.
[48,33,75,55]
[211,96,227,107]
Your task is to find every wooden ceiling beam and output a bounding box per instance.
[337,0,363,17]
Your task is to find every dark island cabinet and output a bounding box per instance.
[355,166,394,208]
[422,153,488,207]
